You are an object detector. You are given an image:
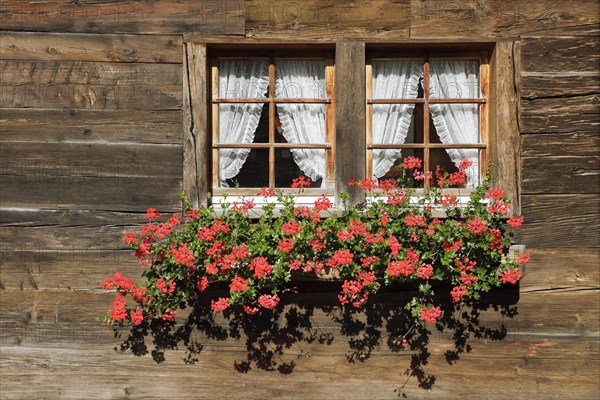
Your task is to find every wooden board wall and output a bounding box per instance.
[1,1,599,399]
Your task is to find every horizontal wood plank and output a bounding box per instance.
[0,32,182,63]
[409,0,600,38]
[521,72,600,100]
[0,0,244,35]
[520,94,599,134]
[521,156,600,194]
[521,248,599,290]
[517,195,600,248]
[521,132,600,158]
[521,36,600,73]
[245,0,410,40]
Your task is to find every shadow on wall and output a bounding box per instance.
[113,286,518,391]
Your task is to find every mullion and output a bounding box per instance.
[423,57,430,189]
[268,57,275,189]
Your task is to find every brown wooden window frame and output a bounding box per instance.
[209,48,336,197]
[365,49,491,190]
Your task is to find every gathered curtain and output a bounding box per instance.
[429,59,480,187]
[275,60,327,187]
[371,60,422,179]
[218,59,269,187]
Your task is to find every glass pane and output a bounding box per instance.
[274,104,326,144]
[372,60,423,99]
[275,60,326,99]
[371,149,424,188]
[275,149,325,188]
[430,148,480,189]
[218,149,268,188]
[218,103,268,143]
[218,59,269,99]
[429,103,480,144]
[428,59,480,99]
[372,104,423,144]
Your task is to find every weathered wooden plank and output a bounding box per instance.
[409,0,600,38]
[490,41,521,214]
[245,0,410,40]
[517,195,600,248]
[335,42,366,207]
[0,209,149,227]
[0,60,181,85]
[521,248,599,290]
[521,132,600,158]
[521,72,600,100]
[0,142,181,179]
[0,0,244,35]
[521,156,600,194]
[0,108,182,144]
[0,175,181,211]
[520,94,599,134]
[0,32,182,63]
[0,83,181,110]
[182,42,209,208]
[0,345,598,400]
[521,36,600,73]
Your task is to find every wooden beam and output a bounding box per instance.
[335,43,366,207]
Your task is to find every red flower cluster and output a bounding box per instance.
[291,176,311,188]
[328,250,354,268]
[145,207,161,219]
[451,285,469,302]
[109,293,128,321]
[258,294,280,309]
[156,278,175,294]
[277,238,295,253]
[420,306,441,323]
[211,297,230,312]
[282,221,302,236]
[249,256,273,279]
[403,156,422,170]
[170,242,195,267]
[230,275,249,292]
[466,216,487,235]
[314,195,332,211]
[500,269,521,284]
[258,187,275,197]
[507,216,524,228]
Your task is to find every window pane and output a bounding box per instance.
[218,59,269,99]
[430,148,480,188]
[275,149,325,188]
[371,149,424,188]
[217,103,268,144]
[275,60,326,99]
[274,104,326,144]
[429,103,480,144]
[218,149,269,188]
[372,60,423,99]
[372,103,423,144]
[428,59,480,99]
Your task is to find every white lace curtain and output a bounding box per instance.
[372,59,481,187]
[275,60,327,187]
[218,59,269,187]
[429,60,480,187]
[372,60,422,179]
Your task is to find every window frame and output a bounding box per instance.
[209,48,336,196]
[365,49,491,189]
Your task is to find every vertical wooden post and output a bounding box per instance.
[335,42,366,207]
[183,42,209,208]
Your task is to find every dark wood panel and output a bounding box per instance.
[521,36,600,73]
[521,132,600,158]
[521,156,600,194]
[521,72,600,99]
[0,142,182,179]
[0,209,148,227]
[0,32,182,63]
[517,195,600,248]
[0,60,181,85]
[245,0,410,40]
[409,0,600,38]
[335,43,366,206]
[521,248,599,290]
[0,175,181,211]
[520,95,599,134]
[0,0,244,35]
[0,345,598,400]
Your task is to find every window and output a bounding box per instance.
[210,50,335,196]
[366,50,489,189]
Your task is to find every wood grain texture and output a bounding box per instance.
[520,94,600,134]
[245,0,410,40]
[517,195,600,248]
[0,31,182,63]
[520,36,600,73]
[0,108,182,144]
[521,156,600,194]
[335,43,366,207]
[521,72,600,99]
[0,0,244,35]
[521,132,600,158]
[409,0,600,38]
[490,41,521,214]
